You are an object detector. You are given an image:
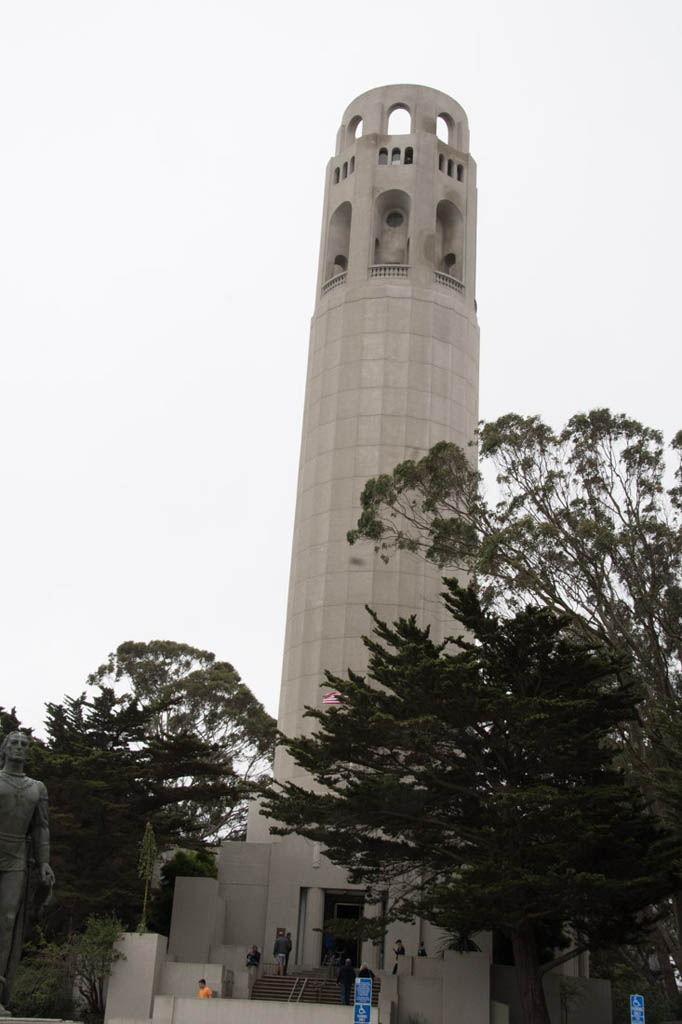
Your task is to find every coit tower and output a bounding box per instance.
[259,83,479,794]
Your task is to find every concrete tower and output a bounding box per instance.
[265,84,480,792]
[171,81,481,975]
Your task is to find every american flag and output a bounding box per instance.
[322,690,343,706]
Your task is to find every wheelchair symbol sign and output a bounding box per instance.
[630,994,645,1024]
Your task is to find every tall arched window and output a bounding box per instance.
[437,113,455,145]
[391,148,401,164]
[457,164,464,181]
[447,159,454,178]
[334,167,340,184]
[350,156,355,173]
[325,201,352,281]
[378,148,388,165]
[438,154,444,172]
[372,189,411,265]
[436,199,464,278]
[387,105,412,135]
[404,147,413,165]
[347,115,363,143]
[342,162,348,179]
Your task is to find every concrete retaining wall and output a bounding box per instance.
[151,996,377,1024]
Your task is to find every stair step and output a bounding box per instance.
[251,975,380,1005]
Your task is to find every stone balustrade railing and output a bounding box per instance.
[369,264,410,279]
[321,272,347,295]
[434,271,464,293]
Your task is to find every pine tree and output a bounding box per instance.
[264,581,679,1024]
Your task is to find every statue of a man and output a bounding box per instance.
[0,731,55,1017]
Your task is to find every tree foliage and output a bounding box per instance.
[264,582,678,1024]
[349,410,681,706]
[70,914,125,1020]
[19,640,274,938]
[8,932,74,1021]
[8,915,124,1024]
[348,409,682,976]
[87,640,276,840]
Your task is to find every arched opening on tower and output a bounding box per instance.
[436,199,464,278]
[348,115,363,143]
[387,105,412,135]
[325,201,352,282]
[372,189,411,266]
[378,148,388,165]
[437,112,455,146]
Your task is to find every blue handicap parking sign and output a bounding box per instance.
[630,994,645,1024]
[354,977,372,1024]
[354,1003,370,1024]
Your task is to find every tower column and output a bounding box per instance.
[302,886,324,967]
[361,901,383,970]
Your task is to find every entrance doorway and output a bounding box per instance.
[321,891,364,967]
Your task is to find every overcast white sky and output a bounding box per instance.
[1,0,681,734]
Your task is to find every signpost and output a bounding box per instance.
[354,977,373,1024]
[630,994,645,1024]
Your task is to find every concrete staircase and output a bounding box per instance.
[251,973,381,1006]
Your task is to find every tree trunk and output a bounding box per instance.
[652,931,679,1006]
[511,921,552,1024]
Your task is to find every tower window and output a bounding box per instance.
[342,162,348,179]
[334,168,340,184]
[378,148,388,165]
[437,112,455,146]
[447,159,454,177]
[391,148,401,164]
[444,252,457,274]
[387,106,412,135]
[350,156,355,173]
[373,188,410,265]
[404,147,413,165]
[438,154,444,172]
[325,201,352,282]
[348,115,363,143]
[457,164,464,181]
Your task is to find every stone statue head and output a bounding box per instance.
[0,730,30,769]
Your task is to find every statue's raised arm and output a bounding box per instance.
[0,731,55,1017]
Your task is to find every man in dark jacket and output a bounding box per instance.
[337,958,356,1005]
[273,931,289,976]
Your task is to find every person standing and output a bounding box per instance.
[417,941,427,957]
[358,963,374,979]
[392,938,405,974]
[284,931,292,975]
[197,979,212,998]
[246,945,260,968]
[273,930,289,976]
[337,958,356,1005]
